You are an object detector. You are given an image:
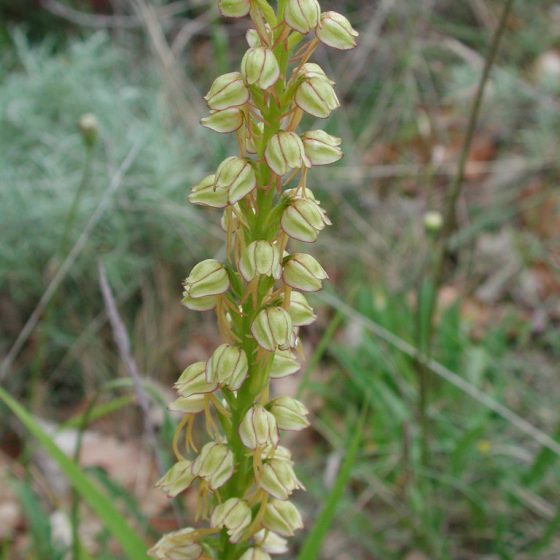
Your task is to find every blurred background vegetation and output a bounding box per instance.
[1,0,560,558]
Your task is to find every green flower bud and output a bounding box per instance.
[241,47,281,90]
[298,63,334,84]
[239,240,282,282]
[215,156,257,204]
[192,442,235,490]
[181,293,219,312]
[295,75,340,119]
[282,253,328,292]
[211,498,252,543]
[268,397,310,431]
[287,291,317,327]
[423,210,443,236]
[281,196,331,243]
[188,174,229,209]
[284,0,320,34]
[175,361,217,397]
[246,28,261,48]
[302,130,343,166]
[239,405,279,449]
[205,72,249,111]
[201,107,244,133]
[239,549,270,560]
[254,530,288,555]
[184,259,230,299]
[78,113,99,148]
[316,11,359,50]
[251,307,296,352]
[263,499,303,537]
[156,460,195,497]
[269,350,300,379]
[264,131,311,176]
[206,344,248,390]
[218,0,250,18]
[148,527,202,560]
[169,394,206,414]
[260,454,304,499]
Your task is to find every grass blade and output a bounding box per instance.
[0,387,149,559]
[298,404,367,560]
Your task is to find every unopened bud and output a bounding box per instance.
[218,0,250,18]
[268,397,309,431]
[239,240,282,281]
[78,113,99,147]
[156,460,195,497]
[211,498,252,543]
[265,131,311,176]
[183,259,230,299]
[239,405,279,449]
[148,527,202,560]
[254,530,288,555]
[175,361,217,397]
[295,75,340,119]
[215,156,257,204]
[169,393,206,414]
[298,63,335,84]
[181,293,219,312]
[282,253,328,292]
[286,291,317,326]
[302,130,343,166]
[205,72,249,111]
[423,210,443,236]
[201,107,244,133]
[316,11,359,50]
[269,350,301,379]
[239,549,270,560]
[241,47,280,90]
[260,454,304,499]
[263,499,303,537]
[284,0,320,34]
[251,307,296,352]
[206,344,248,390]
[188,174,229,209]
[192,442,234,490]
[281,196,331,243]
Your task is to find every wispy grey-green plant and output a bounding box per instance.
[150,1,357,558]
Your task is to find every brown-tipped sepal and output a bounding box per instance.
[191,442,235,490]
[205,72,249,111]
[302,129,343,166]
[316,11,359,50]
[201,107,244,133]
[239,240,282,282]
[268,397,310,431]
[282,253,328,292]
[241,47,281,90]
[206,344,248,390]
[211,498,252,543]
[263,500,304,537]
[285,0,320,34]
[183,259,230,299]
[239,405,279,449]
[215,156,257,204]
[264,131,311,176]
[251,307,296,352]
[281,196,331,243]
[148,528,202,560]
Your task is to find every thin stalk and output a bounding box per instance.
[414,0,515,466]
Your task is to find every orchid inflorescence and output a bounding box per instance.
[149,1,357,558]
